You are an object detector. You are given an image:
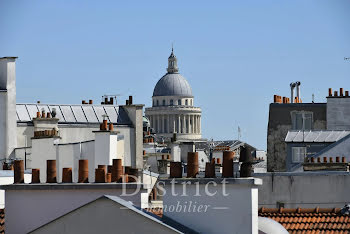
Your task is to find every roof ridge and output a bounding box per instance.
[259,207,342,214]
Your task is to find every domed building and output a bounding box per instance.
[145,49,202,141]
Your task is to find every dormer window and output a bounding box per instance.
[156,100,159,106]
[162,100,166,106]
[178,99,181,105]
[170,99,173,106]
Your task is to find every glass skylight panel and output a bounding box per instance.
[104,106,119,123]
[82,106,98,123]
[16,104,31,121]
[71,105,88,122]
[26,104,40,120]
[60,105,76,122]
[93,106,107,123]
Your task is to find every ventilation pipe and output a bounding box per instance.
[290,82,296,103]
[296,81,301,101]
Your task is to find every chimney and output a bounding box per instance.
[106,173,112,183]
[108,123,114,131]
[62,168,72,183]
[123,174,129,183]
[89,100,93,105]
[109,97,114,105]
[205,161,215,178]
[0,57,17,161]
[128,168,138,182]
[104,97,108,105]
[170,162,182,178]
[78,159,89,183]
[95,168,106,183]
[222,151,234,178]
[14,160,24,183]
[112,159,123,182]
[187,152,199,178]
[346,91,349,97]
[329,88,333,97]
[46,160,57,183]
[31,169,40,183]
[290,82,296,103]
[340,88,344,97]
[129,96,133,105]
[82,100,86,104]
[296,81,301,101]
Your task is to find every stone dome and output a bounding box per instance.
[153,73,193,97]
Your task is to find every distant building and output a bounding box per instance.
[267,86,350,172]
[145,49,202,142]
[0,57,144,180]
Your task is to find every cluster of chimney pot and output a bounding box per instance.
[306,156,347,163]
[170,146,254,179]
[328,88,350,97]
[82,95,134,106]
[144,131,154,143]
[13,158,139,184]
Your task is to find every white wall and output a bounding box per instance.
[31,138,59,182]
[4,186,146,234]
[256,172,350,208]
[0,58,17,160]
[0,173,31,208]
[162,178,261,234]
[327,97,350,130]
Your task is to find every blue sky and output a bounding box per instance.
[1,0,350,150]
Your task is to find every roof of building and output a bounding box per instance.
[30,195,183,233]
[285,130,350,143]
[153,73,193,97]
[213,140,257,151]
[259,207,350,233]
[16,104,132,125]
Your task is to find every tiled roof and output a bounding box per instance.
[0,209,4,233]
[145,208,163,218]
[259,207,350,234]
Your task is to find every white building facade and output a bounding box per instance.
[145,50,202,141]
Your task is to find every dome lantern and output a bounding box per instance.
[167,47,179,74]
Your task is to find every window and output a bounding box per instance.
[292,147,306,163]
[190,100,193,106]
[156,100,159,106]
[178,99,181,105]
[162,100,166,106]
[185,99,188,105]
[291,111,313,130]
[153,100,155,106]
[170,99,173,106]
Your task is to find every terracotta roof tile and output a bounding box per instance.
[259,207,350,233]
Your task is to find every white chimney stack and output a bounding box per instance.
[0,57,18,160]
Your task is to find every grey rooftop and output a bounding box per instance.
[16,103,132,125]
[153,73,193,97]
[285,130,350,143]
